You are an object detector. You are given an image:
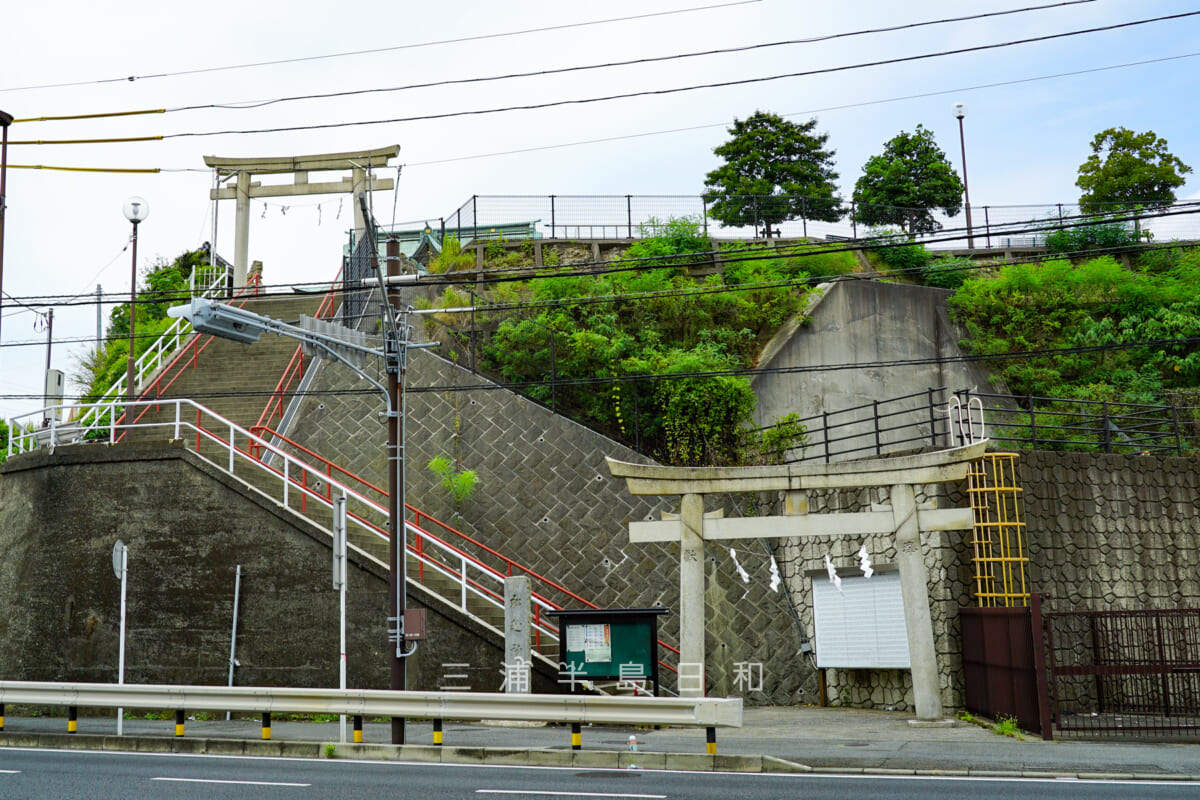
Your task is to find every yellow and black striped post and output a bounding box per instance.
[705,726,717,755]
[432,719,443,746]
[0,703,5,730]
[353,715,363,744]
[175,710,186,737]
[261,712,272,740]
[571,722,582,751]
[67,706,78,734]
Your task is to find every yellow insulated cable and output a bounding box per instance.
[14,109,166,122]
[10,164,161,173]
[9,136,164,145]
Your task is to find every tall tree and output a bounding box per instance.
[851,124,964,236]
[1076,127,1192,214]
[703,112,842,238]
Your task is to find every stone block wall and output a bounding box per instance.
[1020,451,1200,610]
[0,443,551,694]
[770,481,969,713]
[772,450,1200,714]
[283,325,815,704]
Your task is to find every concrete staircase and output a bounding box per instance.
[128,292,323,437]
[118,289,555,659]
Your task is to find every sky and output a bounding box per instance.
[1,0,1197,421]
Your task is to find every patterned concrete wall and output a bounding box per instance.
[770,481,969,713]
[774,450,1200,714]
[1020,451,1200,610]
[283,320,815,704]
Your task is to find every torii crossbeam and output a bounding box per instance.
[606,440,987,721]
[205,146,399,287]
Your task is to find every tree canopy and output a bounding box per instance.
[851,124,964,235]
[1076,127,1192,214]
[703,112,842,237]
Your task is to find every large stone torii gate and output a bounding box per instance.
[205,146,399,287]
[606,440,987,721]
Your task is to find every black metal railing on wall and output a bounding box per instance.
[411,195,1200,251]
[762,387,1193,463]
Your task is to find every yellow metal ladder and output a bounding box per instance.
[966,452,1030,607]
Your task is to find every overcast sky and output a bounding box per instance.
[1,0,1197,420]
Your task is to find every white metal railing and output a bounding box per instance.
[8,399,562,649]
[73,269,232,441]
[0,680,742,733]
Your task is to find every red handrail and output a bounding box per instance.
[189,409,679,672]
[252,267,345,434]
[244,422,679,672]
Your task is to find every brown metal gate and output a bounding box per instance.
[1045,608,1200,738]
[960,594,1051,737]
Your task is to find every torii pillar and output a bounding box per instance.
[205,146,399,287]
[607,441,987,720]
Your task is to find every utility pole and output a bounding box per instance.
[0,109,13,362]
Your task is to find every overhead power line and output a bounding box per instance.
[405,50,1200,167]
[0,334,1194,403]
[164,1,1097,114]
[0,1,763,93]
[159,11,1200,139]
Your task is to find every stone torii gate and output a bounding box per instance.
[205,146,399,287]
[606,440,987,720]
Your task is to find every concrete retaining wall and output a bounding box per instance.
[283,334,815,704]
[0,443,549,693]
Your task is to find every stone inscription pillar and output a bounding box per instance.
[504,575,531,692]
[679,492,706,696]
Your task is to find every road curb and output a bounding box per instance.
[0,732,1196,780]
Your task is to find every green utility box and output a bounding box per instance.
[547,608,670,696]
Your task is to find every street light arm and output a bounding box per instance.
[167,298,392,408]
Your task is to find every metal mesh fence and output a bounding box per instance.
[399,195,1200,250]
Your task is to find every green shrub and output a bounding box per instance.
[921,256,972,290]
[868,230,930,274]
[1045,221,1138,254]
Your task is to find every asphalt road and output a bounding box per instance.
[1,749,1198,800]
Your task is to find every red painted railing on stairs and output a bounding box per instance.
[246,423,681,673]
[253,268,345,432]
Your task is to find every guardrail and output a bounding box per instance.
[0,681,740,749]
[438,194,1200,249]
[750,387,1198,463]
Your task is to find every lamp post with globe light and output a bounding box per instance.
[952,102,975,249]
[123,196,149,407]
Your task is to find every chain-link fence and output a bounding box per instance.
[380,195,1200,250]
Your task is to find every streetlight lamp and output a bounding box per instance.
[122,196,149,407]
[952,102,975,249]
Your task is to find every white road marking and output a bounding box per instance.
[0,771,20,775]
[476,791,666,799]
[152,777,310,787]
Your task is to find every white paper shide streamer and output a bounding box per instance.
[824,553,843,594]
[730,547,750,584]
[856,544,874,579]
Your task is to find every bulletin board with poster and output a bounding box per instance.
[546,608,670,696]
